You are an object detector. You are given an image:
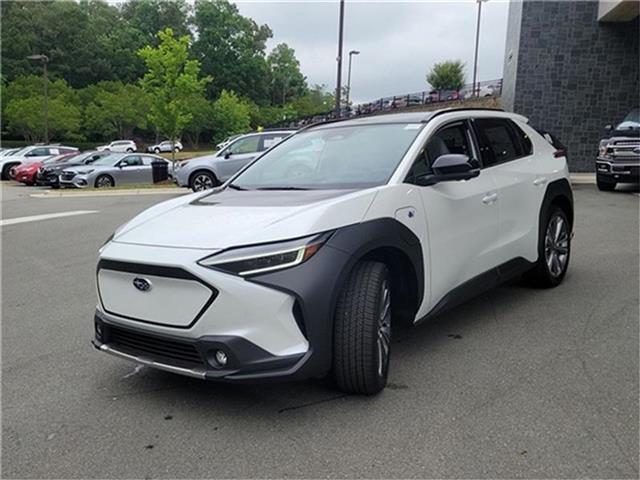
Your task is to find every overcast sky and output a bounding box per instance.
[234,0,509,103]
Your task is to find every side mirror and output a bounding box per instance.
[224,151,232,159]
[604,124,613,134]
[415,154,480,187]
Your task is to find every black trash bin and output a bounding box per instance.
[151,160,169,183]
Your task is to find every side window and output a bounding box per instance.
[27,148,47,157]
[510,121,533,156]
[474,118,523,167]
[121,155,142,166]
[260,134,285,151]
[228,136,260,155]
[406,122,473,183]
[141,156,160,165]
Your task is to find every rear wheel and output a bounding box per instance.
[126,148,134,153]
[525,207,571,288]
[190,170,217,192]
[333,261,391,395]
[95,175,114,188]
[596,174,616,191]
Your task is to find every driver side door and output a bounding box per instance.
[409,120,501,309]
[216,135,261,181]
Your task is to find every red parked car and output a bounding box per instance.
[13,153,76,186]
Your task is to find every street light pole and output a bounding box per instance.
[27,54,49,143]
[472,0,487,97]
[334,0,345,117]
[346,50,360,110]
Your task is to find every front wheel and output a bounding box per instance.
[525,207,571,288]
[126,148,133,153]
[190,171,217,192]
[333,261,391,395]
[154,147,161,154]
[95,175,114,188]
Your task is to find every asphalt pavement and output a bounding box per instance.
[2,182,638,479]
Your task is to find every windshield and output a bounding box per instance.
[91,153,123,166]
[12,147,32,156]
[43,154,74,164]
[230,123,423,190]
[616,109,640,131]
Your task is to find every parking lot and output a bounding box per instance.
[2,182,638,478]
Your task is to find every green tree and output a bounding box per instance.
[5,96,81,142]
[211,90,251,144]
[83,81,149,140]
[192,0,272,103]
[267,43,307,105]
[3,75,82,141]
[0,1,145,87]
[120,0,191,47]
[139,28,211,163]
[183,95,214,149]
[290,84,334,117]
[426,60,466,94]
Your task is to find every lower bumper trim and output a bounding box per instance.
[93,340,206,379]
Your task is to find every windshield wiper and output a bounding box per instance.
[227,183,248,191]
[255,186,311,191]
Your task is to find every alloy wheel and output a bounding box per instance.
[193,174,214,191]
[96,176,113,188]
[377,280,391,377]
[544,214,569,277]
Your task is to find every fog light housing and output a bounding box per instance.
[95,322,103,341]
[214,350,228,367]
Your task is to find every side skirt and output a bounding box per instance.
[415,257,534,325]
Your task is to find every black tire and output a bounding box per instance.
[94,174,114,188]
[174,146,181,152]
[1,162,19,181]
[189,170,218,192]
[126,148,134,153]
[597,175,616,192]
[333,261,392,395]
[154,147,161,154]
[525,206,571,288]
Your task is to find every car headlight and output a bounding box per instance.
[198,231,333,276]
[83,169,95,174]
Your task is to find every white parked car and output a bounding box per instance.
[0,144,78,180]
[147,140,183,153]
[93,108,573,395]
[97,140,137,153]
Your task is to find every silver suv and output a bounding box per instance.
[174,130,295,191]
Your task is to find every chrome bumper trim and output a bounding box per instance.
[99,343,206,379]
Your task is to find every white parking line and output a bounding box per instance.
[0,210,98,227]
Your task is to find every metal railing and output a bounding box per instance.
[279,78,503,128]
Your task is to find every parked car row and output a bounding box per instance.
[0,144,170,188]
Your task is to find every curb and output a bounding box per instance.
[30,188,186,198]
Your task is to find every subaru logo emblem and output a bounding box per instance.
[133,277,152,292]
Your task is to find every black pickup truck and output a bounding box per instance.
[596,109,640,191]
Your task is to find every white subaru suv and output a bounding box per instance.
[93,109,573,395]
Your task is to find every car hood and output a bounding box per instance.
[113,187,380,249]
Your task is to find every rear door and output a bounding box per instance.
[472,117,545,264]
[408,120,501,306]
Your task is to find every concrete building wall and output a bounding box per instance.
[502,1,639,171]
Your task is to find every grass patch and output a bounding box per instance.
[158,150,216,161]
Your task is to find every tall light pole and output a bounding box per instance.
[346,50,360,110]
[27,54,49,143]
[472,0,487,97]
[334,0,345,117]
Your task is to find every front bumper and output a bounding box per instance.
[93,312,308,381]
[596,158,640,183]
[15,172,36,184]
[36,170,60,186]
[59,175,90,188]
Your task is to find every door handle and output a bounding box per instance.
[482,193,498,204]
[533,176,548,186]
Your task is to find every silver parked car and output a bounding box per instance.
[147,140,183,153]
[96,140,137,153]
[175,130,295,191]
[59,153,168,188]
